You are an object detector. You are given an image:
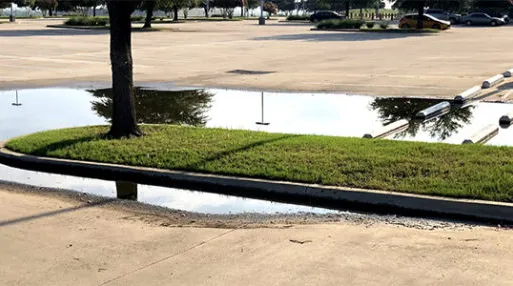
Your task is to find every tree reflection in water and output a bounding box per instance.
[370,98,475,141]
[89,88,214,126]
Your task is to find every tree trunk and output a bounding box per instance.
[241,5,244,17]
[173,6,178,21]
[417,1,425,29]
[143,1,155,28]
[93,6,96,17]
[345,2,349,18]
[106,1,142,138]
[359,7,363,19]
[49,9,53,16]
[204,5,209,17]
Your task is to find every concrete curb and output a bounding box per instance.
[2,141,513,223]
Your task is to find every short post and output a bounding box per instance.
[9,2,15,22]
[256,92,270,125]
[259,0,265,25]
[11,90,22,106]
[116,181,138,200]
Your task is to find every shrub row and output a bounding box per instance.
[364,21,390,29]
[286,15,310,21]
[316,19,365,29]
[65,16,108,26]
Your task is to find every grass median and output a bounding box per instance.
[5,125,513,202]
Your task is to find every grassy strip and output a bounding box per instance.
[6,125,513,203]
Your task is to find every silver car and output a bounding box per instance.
[461,12,505,26]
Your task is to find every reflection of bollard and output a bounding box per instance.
[415,101,451,120]
[363,119,409,139]
[462,125,499,144]
[116,181,138,200]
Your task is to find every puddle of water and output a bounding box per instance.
[2,87,513,213]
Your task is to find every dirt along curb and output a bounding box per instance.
[1,140,513,224]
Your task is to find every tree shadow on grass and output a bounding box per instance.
[30,135,104,156]
[184,134,301,170]
[251,32,433,42]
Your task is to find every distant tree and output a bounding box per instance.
[33,0,59,16]
[263,1,277,18]
[183,0,199,19]
[156,0,174,17]
[246,0,258,15]
[0,2,11,9]
[200,0,212,17]
[275,0,295,14]
[211,0,239,18]
[140,0,156,28]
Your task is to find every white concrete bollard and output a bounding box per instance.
[503,68,513,78]
[462,124,499,144]
[363,119,409,139]
[454,86,481,104]
[482,74,504,89]
[415,102,451,120]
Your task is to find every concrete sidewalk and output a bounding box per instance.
[1,188,513,286]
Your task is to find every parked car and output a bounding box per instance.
[310,11,344,22]
[425,9,461,24]
[460,12,506,26]
[399,14,451,30]
[480,10,510,23]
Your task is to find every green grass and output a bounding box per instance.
[7,125,513,203]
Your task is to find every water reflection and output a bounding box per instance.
[89,88,214,126]
[370,98,475,141]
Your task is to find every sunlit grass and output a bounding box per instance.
[6,125,513,202]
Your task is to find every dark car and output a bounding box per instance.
[479,10,510,23]
[425,9,461,24]
[460,12,506,26]
[310,11,344,22]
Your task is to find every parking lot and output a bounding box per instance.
[1,19,513,98]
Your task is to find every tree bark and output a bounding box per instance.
[173,6,178,21]
[417,1,425,29]
[93,6,96,17]
[345,2,349,18]
[204,5,209,17]
[49,9,53,16]
[106,1,142,138]
[143,1,155,28]
[240,5,244,17]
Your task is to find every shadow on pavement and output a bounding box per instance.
[0,199,114,227]
[252,32,434,42]
[0,28,109,37]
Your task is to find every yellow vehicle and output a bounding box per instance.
[399,14,451,30]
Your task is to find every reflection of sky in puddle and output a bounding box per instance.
[2,87,513,213]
